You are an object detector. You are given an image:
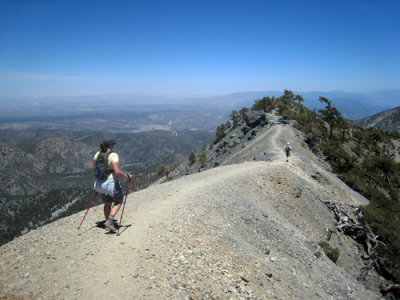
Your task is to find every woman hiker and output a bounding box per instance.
[93,140,133,232]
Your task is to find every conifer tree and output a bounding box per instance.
[318,97,342,139]
[188,152,196,165]
[282,89,295,104]
[229,110,240,128]
[293,94,304,115]
[239,107,249,122]
[338,117,351,141]
[198,145,207,167]
[215,123,226,143]
[295,94,304,105]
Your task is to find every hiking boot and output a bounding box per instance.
[105,220,117,232]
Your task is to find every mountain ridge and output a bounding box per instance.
[353,106,400,132]
[0,120,382,299]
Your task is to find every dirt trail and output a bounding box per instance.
[222,124,321,167]
[221,125,282,166]
[0,124,379,299]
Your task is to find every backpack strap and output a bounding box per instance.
[106,151,115,175]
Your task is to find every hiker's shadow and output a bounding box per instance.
[95,220,107,229]
[95,220,132,235]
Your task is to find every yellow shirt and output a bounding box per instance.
[93,151,119,179]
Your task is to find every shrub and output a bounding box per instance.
[188,152,196,165]
[319,241,340,263]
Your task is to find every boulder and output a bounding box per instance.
[243,111,267,128]
[279,115,291,124]
[242,126,252,135]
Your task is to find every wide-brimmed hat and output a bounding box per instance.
[104,139,116,147]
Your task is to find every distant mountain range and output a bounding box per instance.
[207,89,400,120]
[353,106,400,132]
[0,90,398,131]
[300,90,399,120]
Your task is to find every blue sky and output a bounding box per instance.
[0,0,399,97]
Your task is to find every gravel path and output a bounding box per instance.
[0,124,380,299]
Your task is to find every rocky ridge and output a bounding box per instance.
[0,114,383,299]
[174,111,328,178]
[354,106,400,132]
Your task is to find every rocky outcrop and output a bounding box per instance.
[243,110,267,128]
[242,111,295,129]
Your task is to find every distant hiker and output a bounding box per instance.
[284,142,292,162]
[165,166,171,182]
[93,140,133,232]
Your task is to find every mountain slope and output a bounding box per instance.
[0,124,381,299]
[354,106,400,132]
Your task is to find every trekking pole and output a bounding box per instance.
[78,192,98,230]
[117,172,133,236]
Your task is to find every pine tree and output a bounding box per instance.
[198,145,207,167]
[239,107,249,122]
[295,94,304,105]
[318,97,342,139]
[188,152,196,165]
[229,110,240,128]
[215,123,226,143]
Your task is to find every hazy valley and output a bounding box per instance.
[0,89,399,133]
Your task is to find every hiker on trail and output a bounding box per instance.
[284,142,292,162]
[93,140,133,232]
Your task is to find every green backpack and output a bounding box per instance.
[95,151,113,179]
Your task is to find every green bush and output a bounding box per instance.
[319,241,340,263]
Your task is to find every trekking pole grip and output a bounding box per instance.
[127,171,133,182]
